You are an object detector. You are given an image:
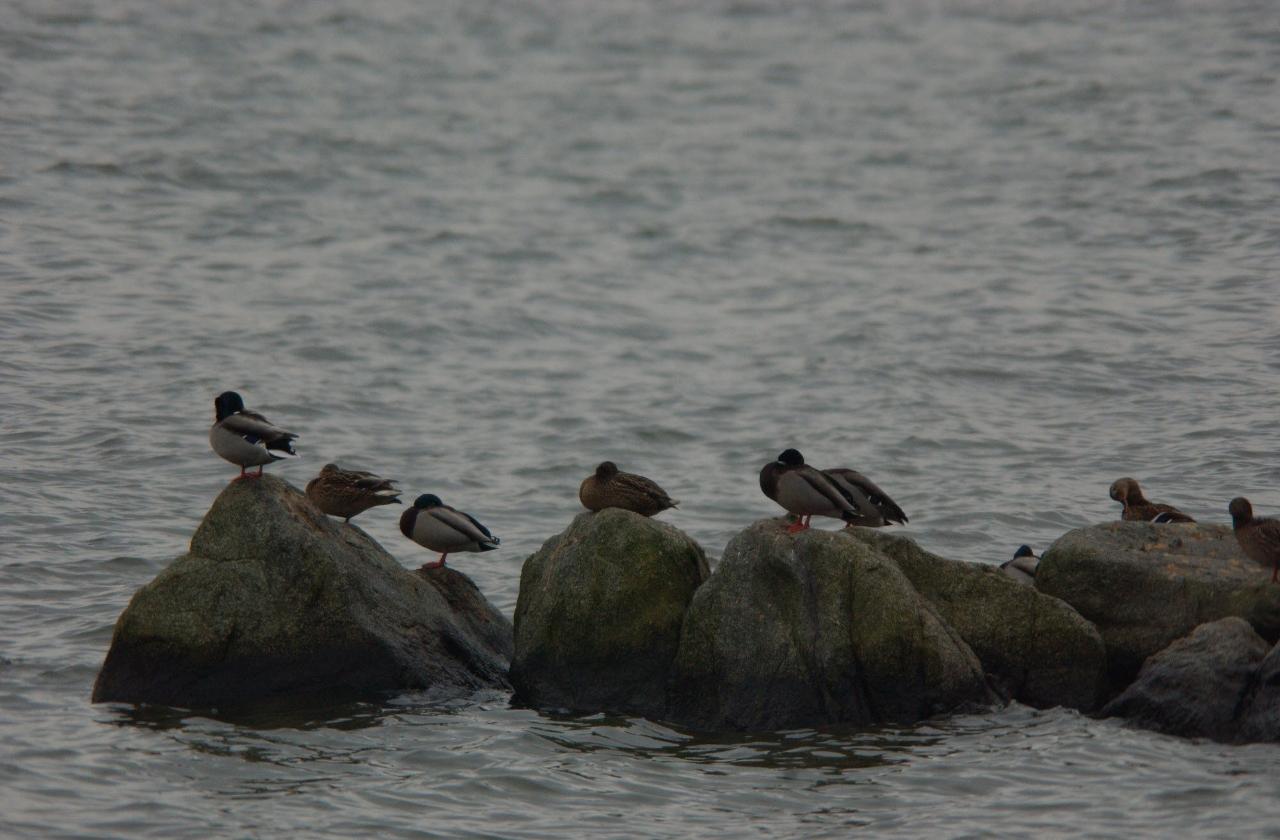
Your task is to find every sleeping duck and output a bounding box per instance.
[759,449,907,532]
[306,463,401,522]
[999,545,1039,585]
[399,494,500,570]
[208,391,298,479]
[579,461,678,517]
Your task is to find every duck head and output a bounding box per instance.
[595,461,619,479]
[1229,497,1253,526]
[777,449,805,466]
[1013,545,1036,559]
[1109,478,1141,504]
[214,391,245,421]
[413,494,444,509]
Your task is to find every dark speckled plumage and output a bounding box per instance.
[1109,477,1194,523]
[579,461,678,517]
[305,463,401,522]
[1230,497,1280,583]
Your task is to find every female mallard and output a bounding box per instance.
[306,463,401,522]
[399,494,499,569]
[1229,497,1280,583]
[999,545,1039,585]
[759,449,906,533]
[1108,478,1194,522]
[579,461,678,517]
[208,391,298,478]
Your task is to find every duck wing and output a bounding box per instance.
[345,469,399,493]
[824,468,908,524]
[775,466,857,515]
[432,505,499,546]
[618,472,678,508]
[221,411,297,450]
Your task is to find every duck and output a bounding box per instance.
[1108,477,1194,523]
[208,391,298,478]
[999,545,1039,585]
[579,461,678,517]
[399,494,500,569]
[760,449,906,533]
[1229,497,1280,583]
[306,463,401,522]
[821,467,909,527]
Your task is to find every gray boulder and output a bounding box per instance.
[1101,617,1268,741]
[856,530,1107,711]
[667,521,994,731]
[1037,522,1280,687]
[1237,642,1280,742]
[92,476,512,708]
[510,509,709,716]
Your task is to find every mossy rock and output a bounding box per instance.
[92,476,512,708]
[1037,521,1280,687]
[667,520,993,731]
[510,509,708,716]
[856,529,1107,710]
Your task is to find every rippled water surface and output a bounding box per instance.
[4,1,1280,836]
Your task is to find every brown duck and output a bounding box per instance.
[306,463,401,522]
[1229,497,1280,583]
[579,461,678,517]
[1108,477,1194,523]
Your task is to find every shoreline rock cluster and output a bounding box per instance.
[94,481,1280,743]
[512,516,1106,730]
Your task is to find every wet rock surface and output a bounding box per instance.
[93,476,512,708]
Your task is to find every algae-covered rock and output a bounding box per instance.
[509,509,708,716]
[92,476,512,707]
[856,530,1107,711]
[667,520,993,731]
[1101,617,1268,741]
[1037,522,1280,687]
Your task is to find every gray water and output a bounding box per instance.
[4,1,1280,836]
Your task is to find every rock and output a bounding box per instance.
[667,521,993,731]
[1236,642,1280,742]
[856,530,1108,711]
[1036,522,1280,687]
[509,509,709,716]
[92,476,512,708]
[1101,617,1268,741]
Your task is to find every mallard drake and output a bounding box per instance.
[1109,477,1194,523]
[306,463,401,522]
[1229,497,1280,583]
[399,494,499,569]
[208,391,298,478]
[821,467,909,527]
[579,461,678,517]
[999,545,1039,585]
[760,449,906,533]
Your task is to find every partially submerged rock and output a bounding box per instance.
[509,509,709,716]
[1101,617,1270,742]
[668,521,993,730]
[858,530,1107,711]
[1036,522,1280,687]
[92,476,512,708]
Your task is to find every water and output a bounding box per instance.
[3,0,1280,836]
